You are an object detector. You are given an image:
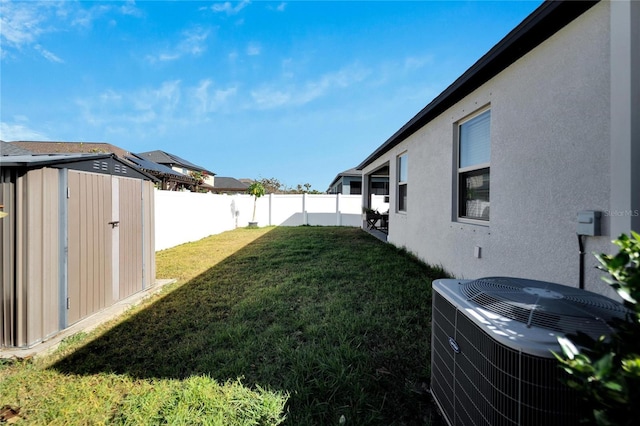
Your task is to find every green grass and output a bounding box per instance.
[1,227,449,425]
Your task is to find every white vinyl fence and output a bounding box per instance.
[154,190,364,251]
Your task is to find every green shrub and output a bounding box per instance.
[555,232,640,426]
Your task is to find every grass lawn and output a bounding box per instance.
[1,226,448,425]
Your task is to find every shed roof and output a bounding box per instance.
[0,153,110,167]
[356,0,597,170]
[136,150,216,176]
[0,153,157,181]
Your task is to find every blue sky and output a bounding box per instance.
[1,0,542,191]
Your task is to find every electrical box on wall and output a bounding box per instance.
[577,210,601,236]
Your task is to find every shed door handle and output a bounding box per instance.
[108,221,120,228]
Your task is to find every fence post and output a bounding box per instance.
[336,193,341,226]
[269,193,273,226]
[302,193,307,225]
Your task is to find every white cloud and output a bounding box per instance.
[34,44,64,63]
[76,81,182,129]
[403,54,434,72]
[267,2,286,12]
[192,79,238,115]
[250,87,291,110]
[147,27,211,63]
[134,80,182,115]
[210,0,251,15]
[250,64,371,110]
[181,27,210,55]
[71,4,112,28]
[76,79,238,137]
[0,0,50,48]
[246,42,261,56]
[119,0,144,18]
[0,121,50,141]
[0,0,142,61]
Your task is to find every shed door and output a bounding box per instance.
[66,172,146,326]
[67,171,113,325]
[116,176,144,300]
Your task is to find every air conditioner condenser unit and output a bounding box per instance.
[430,277,628,426]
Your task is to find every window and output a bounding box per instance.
[458,109,490,221]
[370,181,388,195]
[397,153,408,212]
[350,181,362,195]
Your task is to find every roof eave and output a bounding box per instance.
[356,0,598,170]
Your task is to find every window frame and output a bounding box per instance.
[456,108,490,223]
[397,152,408,213]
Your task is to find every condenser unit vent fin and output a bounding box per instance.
[460,277,628,336]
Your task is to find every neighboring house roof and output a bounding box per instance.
[213,177,249,193]
[327,168,361,190]
[125,155,194,183]
[356,0,598,170]
[1,141,33,155]
[8,141,131,158]
[136,150,215,176]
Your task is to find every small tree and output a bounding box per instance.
[555,231,640,426]
[258,177,283,194]
[247,181,265,223]
[189,170,207,185]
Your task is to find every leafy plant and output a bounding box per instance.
[555,231,640,426]
[189,170,207,185]
[247,181,266,223]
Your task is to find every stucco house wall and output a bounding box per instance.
[361,1,637,297]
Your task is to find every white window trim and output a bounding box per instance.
[397,152,408,213]
[456,108,490,225]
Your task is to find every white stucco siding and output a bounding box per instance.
[365,2,618,296]
[487,1,611,291]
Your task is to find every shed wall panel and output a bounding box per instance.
[1,169,16,347]
[4,168,62,347]
[29,168,60,343]
[15,173,27,346]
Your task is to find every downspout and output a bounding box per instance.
[577,233,585,290]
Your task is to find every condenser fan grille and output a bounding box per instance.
[460,277,628,336]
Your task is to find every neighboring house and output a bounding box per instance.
[326,167,390,198]
[1,140,33,155]
[211,177,249,194]
[327,168,362,195]
[137,150,216,192]
[357,1,639,297]
[125,155,197,191]
[9,141,133,158]
[1,153,156,348]
[6,141,196,190]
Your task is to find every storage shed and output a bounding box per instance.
[1,154,156,348]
